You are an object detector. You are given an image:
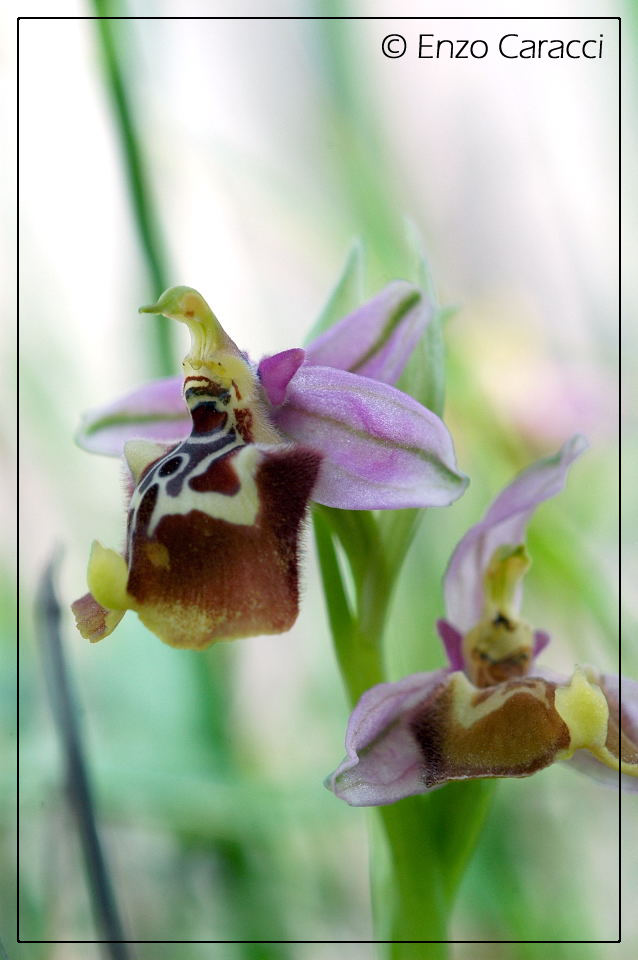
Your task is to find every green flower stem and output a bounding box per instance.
[91,4,175,376]
[312,507,383,703]
[314,509,449,950]
[379,800,448,955]
[356,550,450,953]
[428,779,497,910]
[379,507,422,576]
[315,502,498,951]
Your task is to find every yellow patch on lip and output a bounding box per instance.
[451,671,552,729]
[137,601,254,650]
[145,541,170,570]
[554,666,609,754]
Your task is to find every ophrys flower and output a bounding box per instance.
[327,437,636,804]
[72,283,467,649]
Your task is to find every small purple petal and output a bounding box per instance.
[306,281,431,385]
[326,670,449,806]
[532,630,551,660]
[76,376,189,456]
[444,435,588,632]
[436,618,465,671]
[270,365,468,510]
[258,348,306,406]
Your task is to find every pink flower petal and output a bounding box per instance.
[306,281,431,385]
[436,618,465,671]
[76,376,189,456]
[326,670,449,806]
[257,348,306,406]
[444,435,588,632]
[270,365,468,509]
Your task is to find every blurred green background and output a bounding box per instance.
[12,5,633,958]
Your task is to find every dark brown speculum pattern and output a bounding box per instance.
[124,376,321,648]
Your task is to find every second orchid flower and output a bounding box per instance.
[327,437,637,804]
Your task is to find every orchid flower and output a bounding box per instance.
[327,436,637,805]
[72,283,468,649]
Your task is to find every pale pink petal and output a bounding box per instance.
[258,348,306,406]
[76,376,189,456]
[444,435,588,631]
[270,365,468,510]
[326,670,449,806]
[306,281,431,385]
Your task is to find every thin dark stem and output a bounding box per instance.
[36,554,131,960]
[91,3,174,376]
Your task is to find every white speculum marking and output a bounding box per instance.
[127,395,262,543]
[146,444,261,537]
[131,440,261,537]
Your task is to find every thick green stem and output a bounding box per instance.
[314,510,450,949]
[428,779,497,910]
[315,500,499,952]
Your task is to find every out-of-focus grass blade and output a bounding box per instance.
[35,556,130,957]
[91,4,175,377]
[398,220,452,418]
[397,308,447,420]
[304,239,364,344]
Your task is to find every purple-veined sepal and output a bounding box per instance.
[326,670,450,806]
[76,376,188,456]
[266,364,468,509]
[304,281,431,385]
[444,435,588,633]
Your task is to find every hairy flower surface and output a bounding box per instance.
[327,437,637,805]
[72,284,467,649]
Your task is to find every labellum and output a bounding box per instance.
[72,287,321,649]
